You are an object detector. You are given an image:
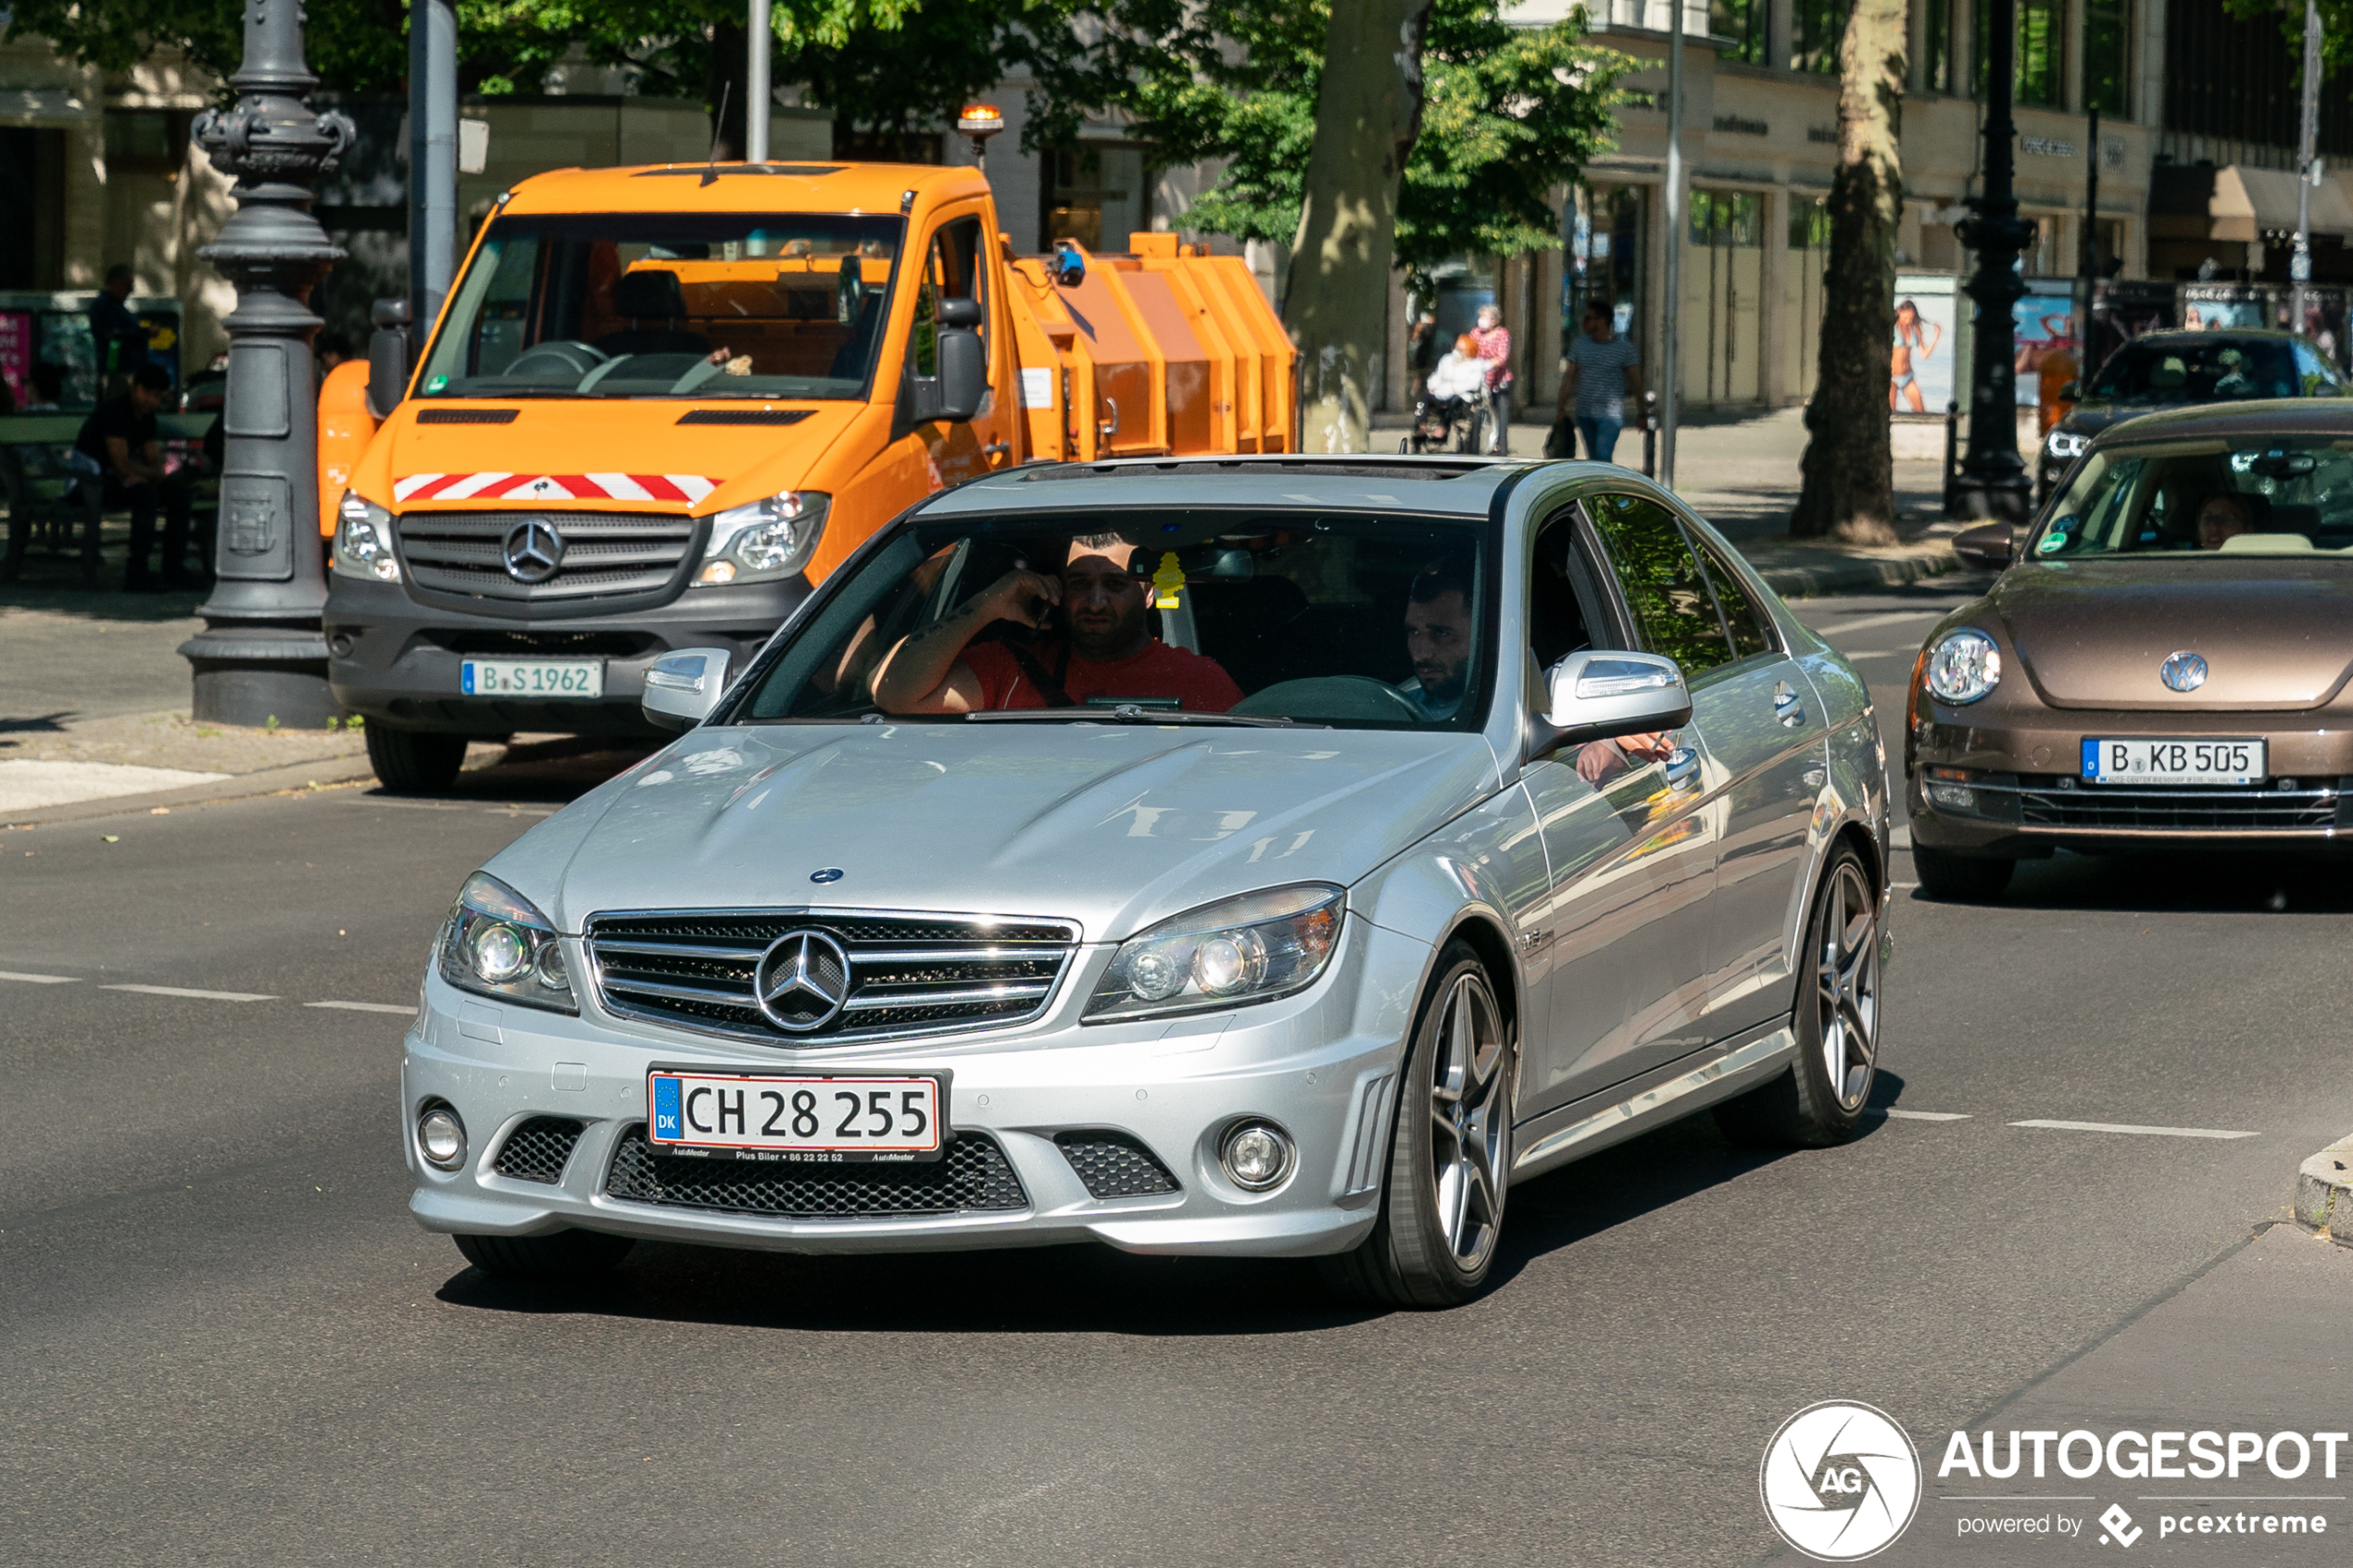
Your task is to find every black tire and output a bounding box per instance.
[1320,941,1514,1310]
[1913,843,2014,901]
[1715,847,1882,1149]
[453,1229,634,1279]
[366,725,468,793]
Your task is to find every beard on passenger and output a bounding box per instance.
[1063,538,1151,662]
[1405,587,1472,701]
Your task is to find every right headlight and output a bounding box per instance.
[2045,429,2088,460]
[1923,628,2002,705]
[695,489,828,584]
[333,490,400,583]
[435,871,576,1013]
[1084,884,1344,1022]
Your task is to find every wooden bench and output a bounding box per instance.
[0,411,218,583]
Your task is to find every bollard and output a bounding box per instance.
[1943,399,1960,514]
[1642,391,1658,479]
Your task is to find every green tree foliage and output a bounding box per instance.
[1036,0,1630,290]
[2221,0,2350,82]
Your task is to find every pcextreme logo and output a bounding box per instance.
[1761,1401,1924,1561]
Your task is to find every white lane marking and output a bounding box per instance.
[1891,827,1912,850]
[1840,648,1916,659]
[101,984,279,1002]
[305,1000,416,1015]
[1891,880,1919,889]
[0,970,81,984]
[1807,610,1945,635]
[1876,1110,1971,1121]
[2010,1119,2259,1140]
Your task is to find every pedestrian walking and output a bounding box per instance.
[1471,304,1513,454]
[74,362,196,591]
[1560,302,1643,465]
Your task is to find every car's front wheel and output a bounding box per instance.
[366,725,468,793]
[1913,844,2014,901]
[1320,942,1513,1309]
[1716,847,1881,1148]
[453,1229,634,1280]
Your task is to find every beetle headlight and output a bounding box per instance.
[2045,429,2088,460]
[1924,629,2002,705]
[333,490,400,583]
[1085,884,1344,1022]
[436,871,576,1012]
[696,489,828,584]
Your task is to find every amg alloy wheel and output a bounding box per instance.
[1717,847,1881,1148]
[1321,942,1512,1309]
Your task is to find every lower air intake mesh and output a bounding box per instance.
[1054,1131,1182,1198]
[492,1116,585,1183]
[603,1126,1026,1217]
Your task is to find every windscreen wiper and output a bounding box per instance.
[964,706,1320,729]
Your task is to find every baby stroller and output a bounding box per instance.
[1402,387,1490,455]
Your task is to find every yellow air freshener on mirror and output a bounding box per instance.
[1152,551,1185,610]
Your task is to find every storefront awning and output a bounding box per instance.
[2186,165,2353,243]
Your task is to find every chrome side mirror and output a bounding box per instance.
[642,647,731,732]
[1528,650,1692,762]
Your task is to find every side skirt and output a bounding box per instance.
[1509,1019,1795,1182]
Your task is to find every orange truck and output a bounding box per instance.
[318,159,1295,789]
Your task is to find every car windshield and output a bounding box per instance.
[731,508,1494,730]
[417,213,903,401]
[2027,436,2353,558]
[2086,338,2298,403]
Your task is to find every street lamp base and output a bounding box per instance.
[1945,473,2035,523]
[180,626,346,729]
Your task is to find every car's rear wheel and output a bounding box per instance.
[1320,942,1513,1309]
[1716,847,1881,1149]
[1913,844,2014,901]
[453,1230,634,1280]
[366,725,468,794]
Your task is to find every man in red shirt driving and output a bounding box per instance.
[874,532,1243,714]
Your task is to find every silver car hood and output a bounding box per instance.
[517,722,1501,942]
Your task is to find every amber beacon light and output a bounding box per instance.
[957,104,1005,168]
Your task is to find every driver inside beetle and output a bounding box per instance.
[872,532,1245,714]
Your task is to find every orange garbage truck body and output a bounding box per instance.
[318,160,1294,786]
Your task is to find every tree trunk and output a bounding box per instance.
[1789,0,1906,543]
[1284,0,1433,454]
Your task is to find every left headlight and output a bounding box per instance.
[435,871,576,1013]
[2044,428,2088,461]
[1924,628,2002,705]
[1085,884,1344,1023]
[696,489,828,585]
[333,490,400,583]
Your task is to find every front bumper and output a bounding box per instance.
[324,573,808,738]
[400,920,1431,1258]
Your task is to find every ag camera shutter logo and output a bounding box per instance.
[1761,1400,1922,1561]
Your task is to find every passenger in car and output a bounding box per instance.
[872,533,1243,714]
[2196,492,2256,550]
[1398,558,1478,720]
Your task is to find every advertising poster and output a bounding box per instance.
[0,310,31,408]
[2013,286,2080,407]
[1890,273,1958,414]
[2181,282,2273,332]
[2086,279,2175,379]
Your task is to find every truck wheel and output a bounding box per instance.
[366,726,468,793]
[1715,847,1881,1149]
[1913,845,2014,902]
[1319,941,1513,1310]
[453,1230,634,1280]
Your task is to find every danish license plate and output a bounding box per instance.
[2081,737,2265,785]
[459,659,604,697]
[648,1072,945,1162]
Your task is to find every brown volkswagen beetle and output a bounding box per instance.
[1907,399,2353,899]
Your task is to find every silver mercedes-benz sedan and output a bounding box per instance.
[402,456,1892,1308]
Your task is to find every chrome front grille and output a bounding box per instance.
[584,909,1081,1044]
[2014,779,2345,832]
[396,510,701,606]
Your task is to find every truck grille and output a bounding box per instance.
[396,510,702,608]
[584,909,1080,1045]
[2018,779,2346,832]
[603,1126,1027,1217]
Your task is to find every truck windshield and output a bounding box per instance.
[417,213,904,401]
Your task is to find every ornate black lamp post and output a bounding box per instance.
[180,0,355,727]
[1948,0,2037,521]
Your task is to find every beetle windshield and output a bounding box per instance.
[417,213,903,401]
[730,509,1496,730]
[2029,436,2353,558]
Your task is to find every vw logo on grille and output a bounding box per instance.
[502,519,566,583]
[2159,650,2208,693]
[753,930,852,1033]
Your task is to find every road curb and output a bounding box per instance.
[1750,549,1965,599]
[2293,1129,2353,1245]
[0,753,378,829]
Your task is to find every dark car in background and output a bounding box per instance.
[2037,330,2345,501]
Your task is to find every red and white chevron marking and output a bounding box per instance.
[391,472,718,505]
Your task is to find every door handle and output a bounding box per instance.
[1664,746,1701,788]
[1772,680,1806,728]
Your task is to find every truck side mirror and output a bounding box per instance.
[367,298,412,420]
[1952,521,2014,569]
[641,648,731,732]
[936,296,986,422]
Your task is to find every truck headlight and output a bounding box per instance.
[333,490,400,583]
[1085,884,1343,1022]
[1924,629,2002,705]
[2044,429,2087,460]
[696,489,828,584]
[435,871,576,1013]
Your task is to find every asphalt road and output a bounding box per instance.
[6,578,2350,1566]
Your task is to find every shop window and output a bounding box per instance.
[103,109,190,176]
[1710,0,1769,65]
[2082,0,2132,117]
[1045,144,1146,254]
[1690,190,1760,248]
[1923,0,1955,92]
[1793,0,1854,74]
[1975,0,2066,107]
[1567,185,1647,362]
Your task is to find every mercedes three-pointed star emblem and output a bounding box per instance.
[2159,650,2208,693]
[753,929,852,1033]
[502,518,566,583]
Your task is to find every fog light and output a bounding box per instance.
[1220,1120,1293,1191]
[418,1105,467,1170]
[1926,782,1975,811]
